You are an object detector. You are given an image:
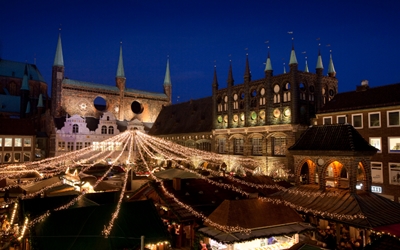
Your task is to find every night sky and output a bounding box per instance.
[1,0,400,104]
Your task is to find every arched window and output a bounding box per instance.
[101,125,107,134]
[72,124,79,134]
[108,126,114,134]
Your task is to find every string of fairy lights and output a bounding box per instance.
[0,129,372,242]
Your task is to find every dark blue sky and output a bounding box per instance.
[1,0,400,104]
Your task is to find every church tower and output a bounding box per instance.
[51,33,64,117]
[115,43,126,121]
[163,57,172,105]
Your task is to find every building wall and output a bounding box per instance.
[0,135,35,164]
[315,105,400,201]
[211,61,337,176]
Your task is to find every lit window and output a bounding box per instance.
[24,138,31,147]
[389,162,400,185]
[0,138,2,147]
[369,137,381,153]
[67,142,74,151]
[388,110,400,127]
[14,138,22,147]
[14,153,21,162]
[323,117,332,125]
[234,138,244,154]
[337,115,347,124]
[369,112,380,128]
[273,137,286,156]
[5,138,12,147]
[352,114,363,128]
[24,152,31,161]
[72,124,79,133]
[218,138,227,154]
[252,138,262,155]
[371,162,383,183]
[197,142,211,151]
[58,141,65,151]
[388,137,400,153]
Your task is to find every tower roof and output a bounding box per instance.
[212,65,218,88]
[53,33,64,67]
[264,52,272,71]
[328,53,336,76]
[304,58,309,73]
[289,45,298,65]
[163,57,171,86]
[227,61,234,85]
[37,93,44,108]
[21,64,30,91]
[316,50,323,69]
[244,53,251,81]
[116,43,125,78]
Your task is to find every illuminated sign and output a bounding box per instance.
[371,186,382,193]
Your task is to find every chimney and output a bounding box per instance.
[173,178,181,191]
[356,80,369,92]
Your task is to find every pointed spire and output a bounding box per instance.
[289,43,298,65]
[328,51,336,77]
[227,60,234,86]
[283,63,286,74]
[212,65,218,89]
[21,64,29,91]
[116,42,125,78]
[53,33,64,66]
[163,56,171,86]
[264,51,273,71]
[316,48,324,69]
[244,53,251,82]
[304,57,309,73]
[37,93,44,108]
[25,101,31,114]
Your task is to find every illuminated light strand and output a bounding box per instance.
[21,181,64,200]
[10,202,18,225]
[135,139,251,235]
[102,133,134,237]
[18,217,29,241]
[136,132,341,198]
[136,132,262,170]
[26,132,133,231]
[137,132,362,222]
[136,132,250,166]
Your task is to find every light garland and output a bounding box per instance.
[18,217,29,241]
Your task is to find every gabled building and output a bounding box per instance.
[50,34,172,157]
[314,81,400,201]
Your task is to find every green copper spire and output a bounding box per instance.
[283,63,286,74]
[37,93,44,108]
[328,52,336,77]
[163,57,171,86]
[304,58,309,73]
[264,51,272,71]
[25,101,31,114]
[21,65,30,91]
[316,50,323,69]
[116,43,125,78]
[289,44,298,65]
[53,33,64,66]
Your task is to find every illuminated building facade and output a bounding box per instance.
[50,34,172,157]
[314,81,400,201]
[150,45,338,175]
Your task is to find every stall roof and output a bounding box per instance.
[274,185,400,229]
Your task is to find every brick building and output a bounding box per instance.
[150,45,338,176]
[314,81,400,201]
[50,34,172,158]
